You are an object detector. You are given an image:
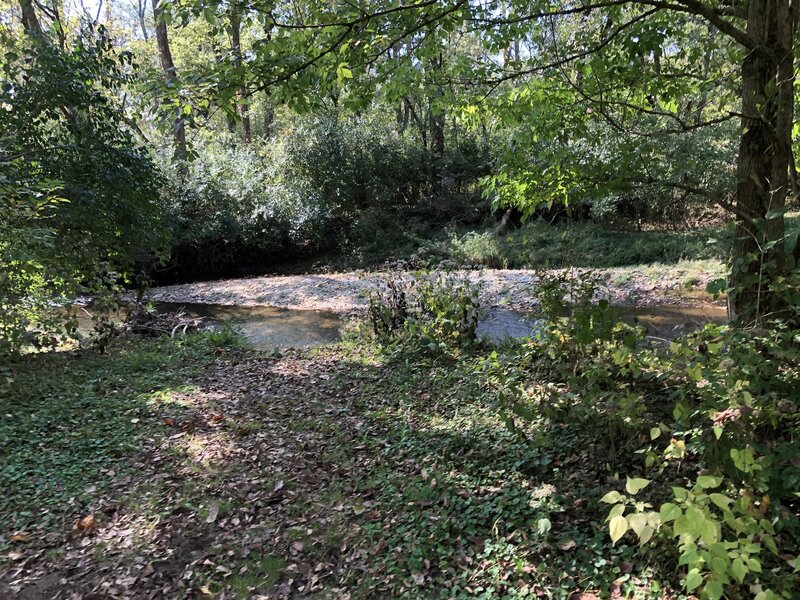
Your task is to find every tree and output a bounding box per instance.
[118,0,799,321]
[1,7,167,353]
[228,4,251,142]
[152,0,187,160]
[476,1,798,321]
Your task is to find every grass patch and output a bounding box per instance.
[0,333,227,533]
[2,325,796,597]
[322,211,800,272]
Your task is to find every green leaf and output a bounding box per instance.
[730,558,747,583]
[608,503,626,520]
[660,502,681,523]
[625,477,650,495]
[203,7,216,24]
[336,63,353,81]
[537,517,551,535]
[704,580,723,600]
[708,493,732,510]
[672,486,689,501]
[697,475,723,489]
[649,426,661,440]
[685,568,702,591]
[609,515,628,544]
[638,524,654,545]
[628,512,647,536]
[685,506,706,532]
[600,490,622,504]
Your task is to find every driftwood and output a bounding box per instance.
[88,304,209,353]
[125,304,208,337]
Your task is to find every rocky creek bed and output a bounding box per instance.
[147,266,724,314]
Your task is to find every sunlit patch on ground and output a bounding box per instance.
[2,333,691,598]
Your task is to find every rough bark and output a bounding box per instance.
[19,0,44,37]
[151,0,187,161]
[729,0,797,322]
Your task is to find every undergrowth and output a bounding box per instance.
[0,330,240,534]
[322,212,800,273]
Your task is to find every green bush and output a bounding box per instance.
[0,26,167,354]
[159,108,490,276]
[368,270,481,357]
[158,135,311,276]
[486,272,800,599]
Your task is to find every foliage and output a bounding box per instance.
[0,330,684,597]
[0,26,167,353]
[0,166,73,354]
[368,269,481,357]
[485,272,800,599]
[157,134,312,277]
[0,331,236,533]
[157,108,489,276]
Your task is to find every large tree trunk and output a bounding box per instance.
[152,0,187,161]
[230,7,251,143]
[730,0,797,322]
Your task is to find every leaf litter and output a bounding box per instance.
[1,336,675,598]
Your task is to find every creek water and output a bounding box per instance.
[76,301,727,349]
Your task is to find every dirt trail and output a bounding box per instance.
[149,267,721,312]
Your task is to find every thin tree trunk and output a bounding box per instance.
[230,7,250,143]
[151,0,187,161]
[429,107,445,156]
[264,100,274,137]
[137,0,149,40]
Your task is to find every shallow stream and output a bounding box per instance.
[76,302,728,349]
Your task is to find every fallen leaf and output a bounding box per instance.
[206,503,219,524]
[73,514,97,534]
[273,479,284,493]
[9,533,31,543]
[352,504,366,515]
[557,538,577,551]
[163,417,174,426]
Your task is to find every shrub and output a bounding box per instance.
[367,269,481,357]
[486,273,800,599]
[0,26,167,354]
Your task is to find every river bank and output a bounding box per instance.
[147,263,725,314]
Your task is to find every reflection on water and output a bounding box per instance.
[618,305,728,336]
[476,304,728,343]
[155,303,342,348]
[75,301,728,349]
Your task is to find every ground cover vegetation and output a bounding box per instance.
[2,0,800,598]
[1,271,797,597]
